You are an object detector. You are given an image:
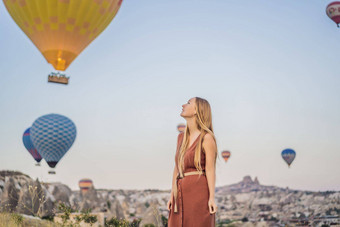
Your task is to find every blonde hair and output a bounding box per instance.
[178,97,217,177]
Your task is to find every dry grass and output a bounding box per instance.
[0,212,61,227]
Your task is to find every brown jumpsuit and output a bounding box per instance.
[168,133,215,227]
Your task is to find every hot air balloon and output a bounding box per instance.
[281,148,296,167]
[3,0,123,84]
[221,150,231,163]
[79,178,94,194]
[23,128,42,166]
[177,123,186,133]
[30,114,77,174]
[326,2,340,27]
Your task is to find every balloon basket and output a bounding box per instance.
[48,72,69,85]
[35,163,41,166]
[48,170,56,175]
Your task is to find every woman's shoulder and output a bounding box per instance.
[203,133,214,140]
[177,132,184,142]
[202,133,216,146]
[176,133,185,154]
[202,133,217,155]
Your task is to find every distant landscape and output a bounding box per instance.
[1,170,339,226]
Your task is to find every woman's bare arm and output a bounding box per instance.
[203,133,217,201]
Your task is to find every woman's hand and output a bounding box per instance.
[208,198,217,214]
[167,198,172,211]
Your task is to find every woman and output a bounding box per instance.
[167,97,217,227]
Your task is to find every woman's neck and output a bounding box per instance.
[186,117,200,135]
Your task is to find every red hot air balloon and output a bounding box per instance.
[326,2,340,27]
[177,124,186,133]
[221,150,231,163]
[79,179,94,194]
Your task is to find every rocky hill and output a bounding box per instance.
[215,176,340,226]
[1,171,339,226]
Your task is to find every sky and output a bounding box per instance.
[1,0,340,191]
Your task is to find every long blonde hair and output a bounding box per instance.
[178,97,217,177]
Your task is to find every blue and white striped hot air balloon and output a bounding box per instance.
[23,127,42,165]
[281,148,296,168]
[30,114,76,172]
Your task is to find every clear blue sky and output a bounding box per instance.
[1,0,340,191]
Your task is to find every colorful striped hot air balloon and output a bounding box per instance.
[177,123,186,133]
[30,114,76,173]
[326,2,340,27]
[79,178,94,194]
[281,148,296,168]
[221,150,231,163]
[23,127,42,165]
[3,0,123,79]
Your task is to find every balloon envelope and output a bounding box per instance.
[326,2,340,26]
[79,178,93,193]
[3,0,123,71]
[23,128,42,163]
[177,124,186,133]
[30,114,76,168]
[221,150,231,162]
[281,148,296,167]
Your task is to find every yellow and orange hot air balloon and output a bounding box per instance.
[79,178,93,194]
[221,150,231,163]
[3,0,123,83]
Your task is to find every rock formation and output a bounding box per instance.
[16,179,44,215]
[1,170,340,226]
[0,177,19,212]
[139,204,164,227]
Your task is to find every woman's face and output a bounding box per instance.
[180,98,196,118]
